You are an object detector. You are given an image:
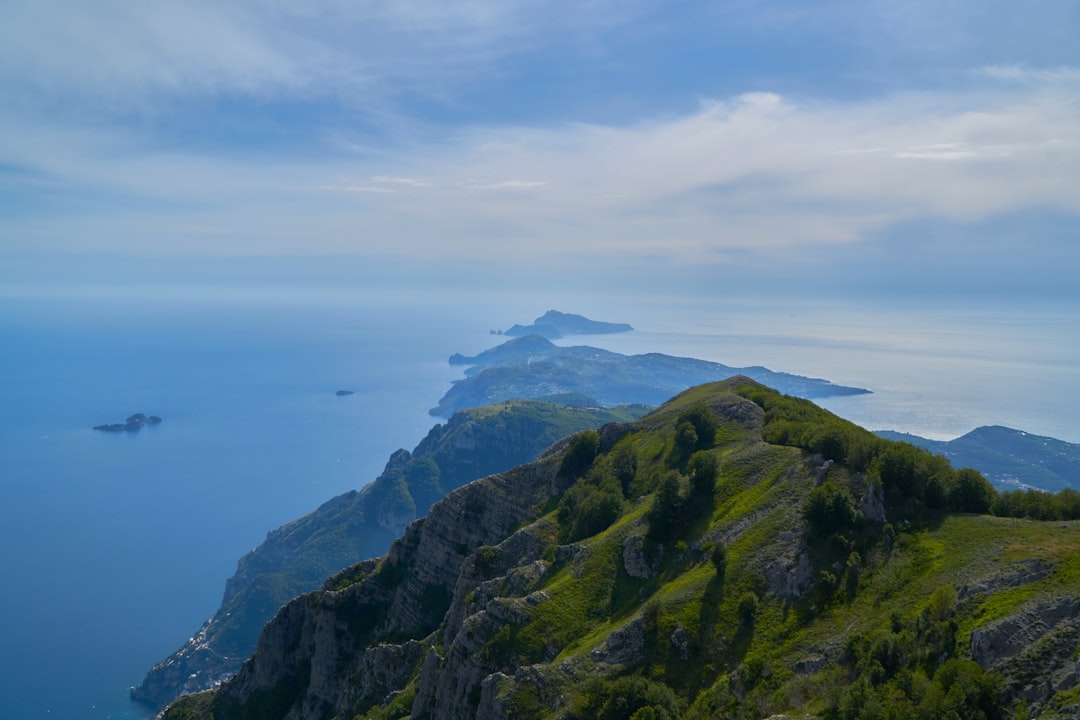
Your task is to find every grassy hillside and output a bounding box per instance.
[166,379,1080,720]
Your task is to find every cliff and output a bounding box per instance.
[133,400,648,712]
[164,379,1080,720]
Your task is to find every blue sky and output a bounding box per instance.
[2,0,1078,299]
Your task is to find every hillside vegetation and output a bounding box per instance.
[135,400,648,712]
[878,426,1080,492]
[165,378,1080,720]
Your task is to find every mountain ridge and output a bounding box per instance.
[163,378,1080,720]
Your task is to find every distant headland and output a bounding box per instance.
[492,309,633,340]
[93,413,162,432]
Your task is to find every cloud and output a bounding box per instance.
[982,64,1080,86]
[371,176,432,187]
[463,180,546,191]
[3,80,1077,271]
[0,0,649,115]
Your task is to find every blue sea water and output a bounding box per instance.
[0,289,509,720]
[1,287,1077,719]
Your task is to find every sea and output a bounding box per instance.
[1,285,1077,720]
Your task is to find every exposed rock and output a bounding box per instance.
[622,534,656,579]
[765,550,815,600]
[858,483,887,522]
[793,655,829,674]
[958,559,1052,601]
[970,595,1080,709]
[335,390,354,396]
[590,618,647,666]
[814,459,833,484]
[670,623,690,661]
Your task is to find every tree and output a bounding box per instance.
[688,451,719,500]
[611,445,639,495]
[949,468,995,514]
[737,591,759,626]
[805,481,859,537]
[710,542,728,585]
[648,472,684,542]
[673,421,698,460]
[560,430,600,479]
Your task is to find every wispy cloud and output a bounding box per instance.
[463,180,546,191]
[0,0,648,114]
[3,84,1077,266]
[982,64,1080,86]
[321,184,396,193]
[371,176,432,187]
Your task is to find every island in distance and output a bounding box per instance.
[93,412,162,432]
[493,309,633,339]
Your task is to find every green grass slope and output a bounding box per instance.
[166,379,1080,720]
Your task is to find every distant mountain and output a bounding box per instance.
[499,309,633,339]
[132,399,648,712]
[876,426,1080,491]
[165,379,1080,720]
[436,334,869,416]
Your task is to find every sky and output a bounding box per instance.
[1,0,1079,300]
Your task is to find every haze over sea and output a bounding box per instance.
[1,285,1077,720]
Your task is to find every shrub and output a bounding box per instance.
[805,481,859,537]
[678,405,719,449]
[927,585,957,622]
[737,591,759,626]
[687,451,719,500]
[710,543,727,584]
[949,468,995,514]
[647,472,685,543]
[579,675,682,720]
[560,430,601,479]
[611,445,639,495]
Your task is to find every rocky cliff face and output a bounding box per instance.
[163,379,1080,720]
[210,442,572,720]
[135,401,646,712]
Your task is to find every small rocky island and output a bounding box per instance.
[93,413,162,432]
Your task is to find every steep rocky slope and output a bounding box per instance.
[135,401,647,711]
[164,379,1080,720]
